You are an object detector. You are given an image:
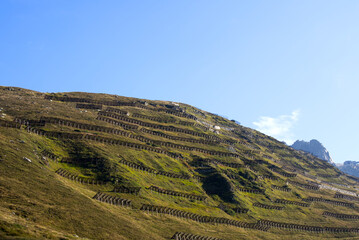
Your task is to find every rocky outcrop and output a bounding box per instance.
[291,139,334,165]
[337,161,359,178]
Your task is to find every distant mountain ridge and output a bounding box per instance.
[291,139,334,165]
[337,161,359,178]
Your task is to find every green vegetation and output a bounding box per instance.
[1,86,359,239]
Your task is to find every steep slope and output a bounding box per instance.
[1,86,359,240]
[291,139,334,165]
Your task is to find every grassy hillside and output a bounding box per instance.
[1,86,359,240]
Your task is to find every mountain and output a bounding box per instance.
[1,86,359,240]
[291,139,335,165]
[337,161,359,178]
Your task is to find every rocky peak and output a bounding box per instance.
[337,161,359,178]
[291,139,334,165]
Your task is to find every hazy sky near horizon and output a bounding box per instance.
[1,1,359,163]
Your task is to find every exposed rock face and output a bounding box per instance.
[291,139,334,165]
[337,161,359,178]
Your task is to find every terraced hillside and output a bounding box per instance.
[1,86,359,240]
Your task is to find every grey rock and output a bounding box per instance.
[337,161,359,178]
[291,139,334,165]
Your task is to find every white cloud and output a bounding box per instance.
[253,110,300,145]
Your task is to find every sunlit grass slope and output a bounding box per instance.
[1,86,359,240]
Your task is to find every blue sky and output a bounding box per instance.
[1,1,359,163]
